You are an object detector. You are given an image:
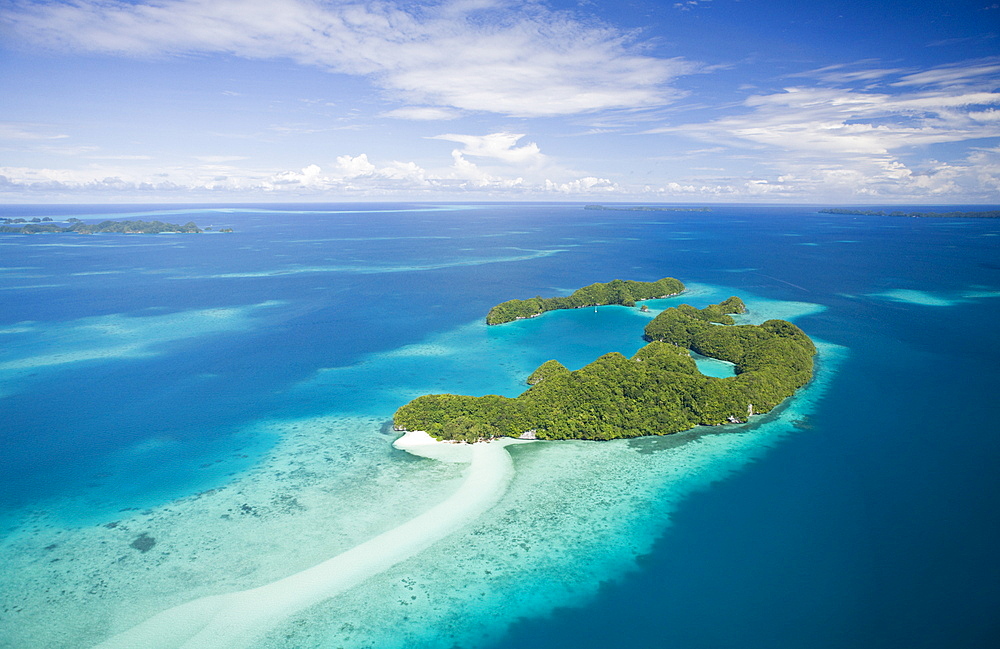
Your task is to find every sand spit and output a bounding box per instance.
[94,438,517,649]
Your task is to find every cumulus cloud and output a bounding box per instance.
[0,132,614,198]
[0,166,189,194]
[334,154,376,178]
[265,156,430,190]
[444,151,524,190]
[642,146,1000,202]
[1,0,692,117]
[4,145,996,201]
[545,176,617,193]
[431,132,545,165]
[271,163,325,187]
[424,131,570,191]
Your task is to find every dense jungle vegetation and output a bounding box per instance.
[819,208,1000,218]
[0,219,212,234]
[485,277,684,325]
[394,294,816,442]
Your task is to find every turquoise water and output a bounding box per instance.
[0,203,998,648]
[690,350,738,378]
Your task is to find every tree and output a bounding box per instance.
[395,295,816,442]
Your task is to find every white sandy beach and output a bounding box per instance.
[93,432,521,649]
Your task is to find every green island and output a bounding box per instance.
[394,287,817,442]
[486,277,684,325]
[0,218,229,234]
[819,208,1000,219]
[584,205,711,212]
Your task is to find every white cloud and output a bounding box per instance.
[893,60,1000,87]
[260,155,431,192]
[334,154,376,179]
[545,176,617,193]
[431,132,545,165]
[428,131,593,193]
[3,145,997,201]
[271,163,324,187]
[194,155,249,163]
[642,146,1000,201]
[0,134,607,198]
[0,122,69,140]
[673,1,711,11]
[660,58,1000,154]
[790,62,906,85]
[381,107,460,121]
[2,0,692,117]
[377,160,427,183]
[86,154,155,161]
[669,86,1000,155]
[444,151,524,189]
[330,155,428,185]
[645,59,1000,200]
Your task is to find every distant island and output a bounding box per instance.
[486,277,685,325]
[819,208,1000,219]
[585,205,711,212]
[394,287,817,442]
[0,218,230,234]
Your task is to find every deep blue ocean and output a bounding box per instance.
[1,202,998,649]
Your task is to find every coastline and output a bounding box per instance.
[490,291,683,325]
[392,429,535,462]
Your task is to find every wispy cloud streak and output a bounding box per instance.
[1,0,693,117]
[645,58,1000,199]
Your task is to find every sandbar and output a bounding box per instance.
[93,435,522,649]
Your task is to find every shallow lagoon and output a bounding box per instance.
[690,350,738,378]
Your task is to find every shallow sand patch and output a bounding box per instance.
[0,301,283,397]
[871,289,955,306]
[93,439,518,649]
[870,287,1000,307]
[0,414,465,649]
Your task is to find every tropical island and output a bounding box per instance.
[584,205,711,212]
[819,208,1000,219]
[486,277,685,325]
[394,285,816,442]
[0,218,226,234]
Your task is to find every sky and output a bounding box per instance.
[0,0,998,204]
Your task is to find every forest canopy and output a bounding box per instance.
[0,219,209,234]
[394,292,816,442]
[486,277,684,325]
[818,208,1000,219]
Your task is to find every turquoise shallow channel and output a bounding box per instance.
[690,350,738,378]
[1,203,999,649]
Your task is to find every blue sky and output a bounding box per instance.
[1,0,998,203]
